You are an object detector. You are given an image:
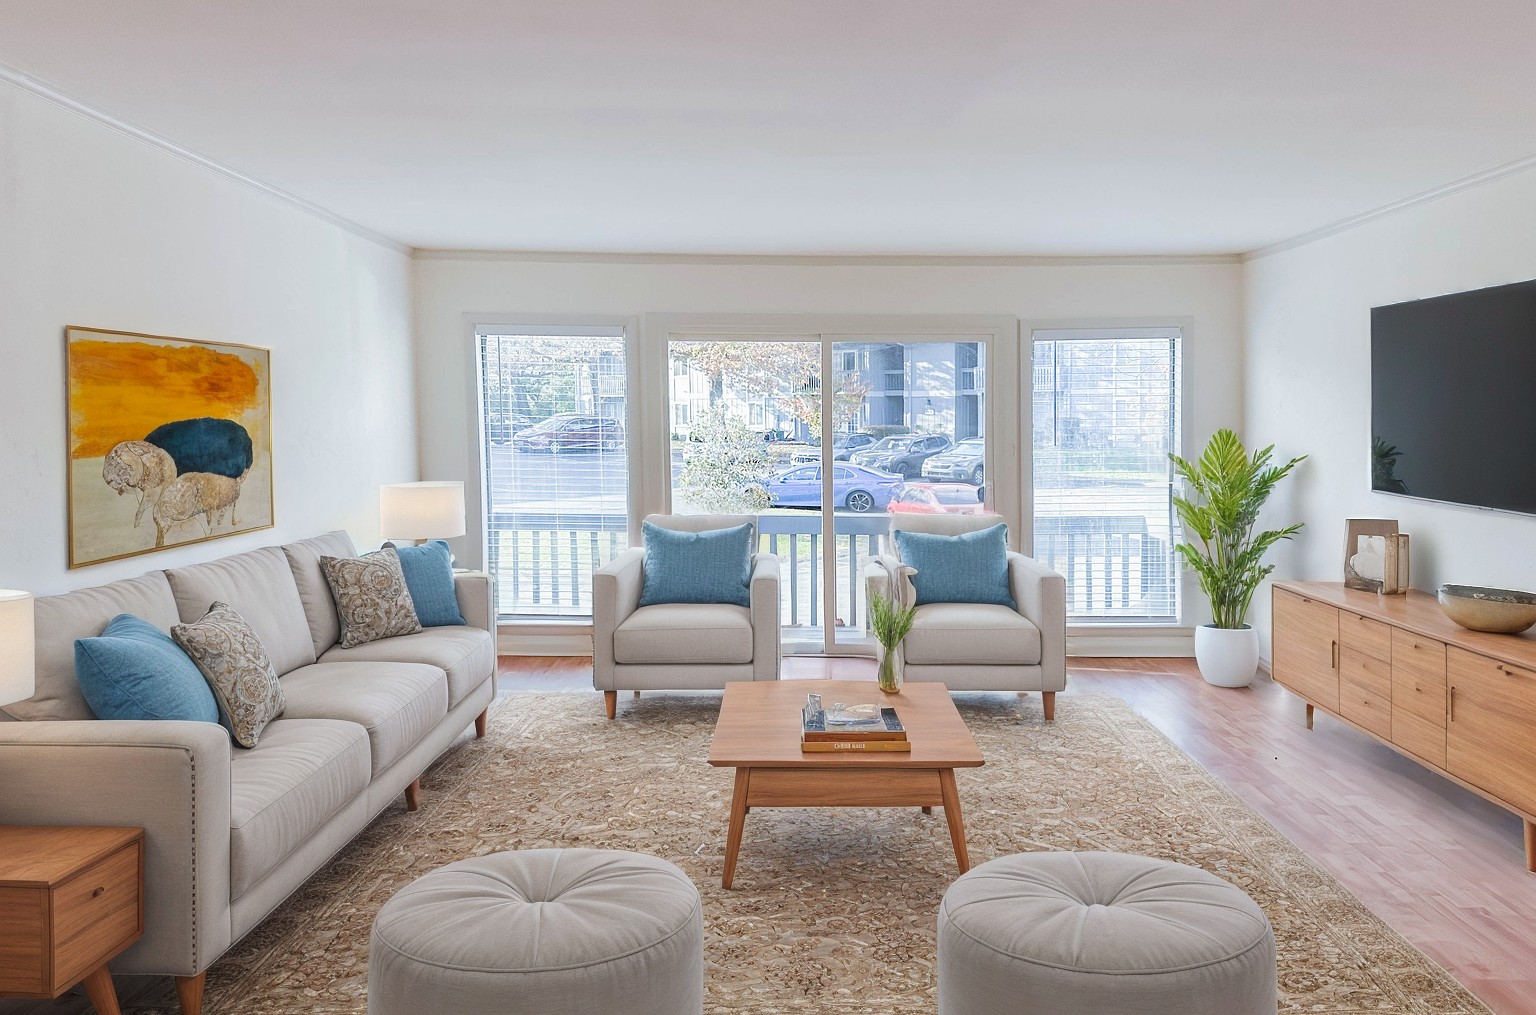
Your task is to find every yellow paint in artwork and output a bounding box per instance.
[70,339,265,459]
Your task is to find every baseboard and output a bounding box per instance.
[1067,630,1195,657]
[499,630,594,656]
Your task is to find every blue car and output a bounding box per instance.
[762,463,903,513]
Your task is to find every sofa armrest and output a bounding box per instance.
[453,570,495,638]
[0,720,234,976]
[591,548,645,690]
[749,553,782,679]
[1007,552,1067,691]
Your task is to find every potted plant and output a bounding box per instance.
[869,575,917,693]
[1170,429,1307,687]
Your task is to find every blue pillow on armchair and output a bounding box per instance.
[638,522,754,607]
[75,614,220,723]
[893,523,1017,609]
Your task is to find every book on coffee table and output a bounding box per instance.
[801,705,907,742]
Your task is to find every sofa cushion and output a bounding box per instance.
[894,524,1017,609]
[320,550,423,649]
[614,604,753,665]
[903,604,1042,666]
[228,717,371,900]
[75,614,220,723]
[282,530,359,658]
[165,545,317,676]
[172,602,287,749]
[278,662,447,774]
[320,626,493,707]
[638,521,753,608]
[5,572,182,721]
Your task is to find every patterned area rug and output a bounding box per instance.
[134,691,1488,1013]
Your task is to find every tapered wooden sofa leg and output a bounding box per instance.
[175,972,206,1015]
[1042,691,1056,721]
[405,778,421,812]
[474,707,489,738]
[604,690,617,719]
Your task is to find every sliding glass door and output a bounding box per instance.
[659,319,1016,654]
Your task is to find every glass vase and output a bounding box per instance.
[877,643,904,694]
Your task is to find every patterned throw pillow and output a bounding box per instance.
[171,601,285,748]
[320,548,423,648]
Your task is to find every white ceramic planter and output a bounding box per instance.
[1194,624,1260,688]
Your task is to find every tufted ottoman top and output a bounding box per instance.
[940,850,1272,974]
[372,848,701,973]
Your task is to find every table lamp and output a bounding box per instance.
[380,482,466,545]
[0,590,36,709]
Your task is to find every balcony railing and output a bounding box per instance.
[486,511,1175,626]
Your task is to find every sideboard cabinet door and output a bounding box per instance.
[1447,647,1536,818]
[1273,588,1339,712]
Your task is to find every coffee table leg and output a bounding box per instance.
[723,768,751,889]
[82,965,122,1015]
[938,768,970,873]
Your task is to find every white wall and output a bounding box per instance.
[0,83,418,595]
[413,252,1246,625]
[1245,168,1536,658]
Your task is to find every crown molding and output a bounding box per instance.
[412,248,1242,267]
[0,61,411,256]
[1245,150,1536,262]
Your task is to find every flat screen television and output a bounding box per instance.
[1371,277,1536,514]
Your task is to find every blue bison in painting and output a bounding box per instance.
[144,417,254,479]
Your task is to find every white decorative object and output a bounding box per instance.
[1194,624,1259,688]
[0,590,36,707]
[379,482,466,542]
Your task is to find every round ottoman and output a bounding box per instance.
[938,851,1276,1015]
[369,848,703,1015]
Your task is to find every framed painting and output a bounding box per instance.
[66,326,273,568]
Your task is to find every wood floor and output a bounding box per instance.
[527,655,1536,1015]
[9,656,1531,1014]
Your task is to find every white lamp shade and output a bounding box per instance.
[0,590,35,708]
[380,482,466,541]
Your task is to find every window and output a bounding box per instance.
[1032,329,1180,623]
[477,327,629,620]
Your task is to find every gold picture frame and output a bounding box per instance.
[66,326,274,568]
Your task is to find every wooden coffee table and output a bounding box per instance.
[707,680,985,888]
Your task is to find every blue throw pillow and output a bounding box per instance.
[638,522,754,607]
[75,614,220,723]
[389,540,468,627]
[893,524,1017,609]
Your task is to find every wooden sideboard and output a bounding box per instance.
[1272,580,1536,871]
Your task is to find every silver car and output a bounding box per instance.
[921,437,985,485]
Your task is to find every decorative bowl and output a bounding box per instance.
[1437,584,1536,634]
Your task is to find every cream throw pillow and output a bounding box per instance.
[172,601,285,749]
[320,548,423,649]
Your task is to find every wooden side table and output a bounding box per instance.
[0,826,145,1015]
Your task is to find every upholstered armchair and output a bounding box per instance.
[865,514,1066,718]
[592,513,781,718]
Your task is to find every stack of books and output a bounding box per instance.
[800,697,910,753]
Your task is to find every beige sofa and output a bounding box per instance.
[0,531,497,1013]
[591,513,781,719]
[866,514,1066,718]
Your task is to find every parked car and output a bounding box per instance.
[849,434,953,478]
[761,463,904,513]
[790,432,879,464]
[512,413,624,452]
[486,413,534,445]
[888,483,985,515]
[921,437,985,485]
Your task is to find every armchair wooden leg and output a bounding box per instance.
[604,690,617,719]
[175,972,206,1015]
[633,690,641,698]
[1042,691,1056,721]
[405,777,421,812]
[474,707,489,738]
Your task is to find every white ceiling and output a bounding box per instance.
[4,0,1536,255]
